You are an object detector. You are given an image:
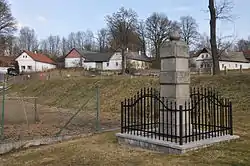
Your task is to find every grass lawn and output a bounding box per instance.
[0,130,248,166]
[1,73,250,165]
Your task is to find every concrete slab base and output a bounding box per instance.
[116,133,239,154]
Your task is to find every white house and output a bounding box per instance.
[64,48,151,70]
[15,50,56,72]
[191,48,250,71]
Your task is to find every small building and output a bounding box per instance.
[64,48,151,70]
[0,56,16,74]
[15,50,56,72]
[126,51,151,69]
[191,48,250,71]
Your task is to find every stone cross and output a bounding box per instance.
[159,31,190,136]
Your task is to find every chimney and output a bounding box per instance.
[34,50,37,54]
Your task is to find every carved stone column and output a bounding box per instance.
[159,31,191,137]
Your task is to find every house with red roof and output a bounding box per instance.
[15,50,56,72]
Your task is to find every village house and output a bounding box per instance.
[0,56,16,73]
[15,50,56,72]
[190,48,250,71]
[64,48,151,70]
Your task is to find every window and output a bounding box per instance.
[200,64,203,68]
[222,64,224,68]
[116,62,118,66]
[21,66,25,70]
[235,64,238,68]
[201,55,204,58]
[28,66,32,70]
[107,63,109,67]
[206,54,208,58]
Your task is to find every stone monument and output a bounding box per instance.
[116,31,239,154]
[159,31,190,137]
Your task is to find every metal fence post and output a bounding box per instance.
[34,98,39,122]
[179,105,183,145]
[96,86,100,131]
[229,101,233,135]
[1,74,6,140]
[121,102,124,133]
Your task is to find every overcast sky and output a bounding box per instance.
[9,0,250,40]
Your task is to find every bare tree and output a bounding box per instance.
[46,35,61,56]
[208,0,234,75]
[75,31,85,50]
[216,34,236,55]
[196,33,235,54]
[18,26,39,51]
[235,39,250,52]
[136,20,147,54]
[0,0,16,55]
[4,35,20,56]
[180,16,199,47]
[145,12,176,67]
[84,30,94,51]
[0,0,16,36]
[106,7,138,74]
[195,33,211,50]
[67,32,77,50]
[61,37,68,55]
[97,28,108,52]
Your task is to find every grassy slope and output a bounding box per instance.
[2,74,250,165]
[9,76,158,120]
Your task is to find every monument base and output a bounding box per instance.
[116,133,239,154]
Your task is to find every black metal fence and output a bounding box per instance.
[121,87,233,145]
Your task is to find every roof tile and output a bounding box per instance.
[22,50,55,64]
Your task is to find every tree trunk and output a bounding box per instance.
[209,0,220,75]
[156,45,161,69]
[121,48,126,74]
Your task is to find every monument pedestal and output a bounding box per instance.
[116,133,239,154]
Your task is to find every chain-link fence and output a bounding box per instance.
[0,86,120,144]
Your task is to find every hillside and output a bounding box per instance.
[9,74,247,110]
[9,76,159,112]
[1,73,250,165]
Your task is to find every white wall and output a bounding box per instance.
[65,58,84,68]
[103,53,122,70]
[84,62,96,69]
[35,61,56,71]
[64,57,97,70]
[219,61,250,70]
[0,67,9,74]
[195,53,212,68]
[129,60,147,69]
[16,52,56,72]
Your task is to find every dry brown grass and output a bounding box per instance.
[0,130,248,166]
[1,73,250,165]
